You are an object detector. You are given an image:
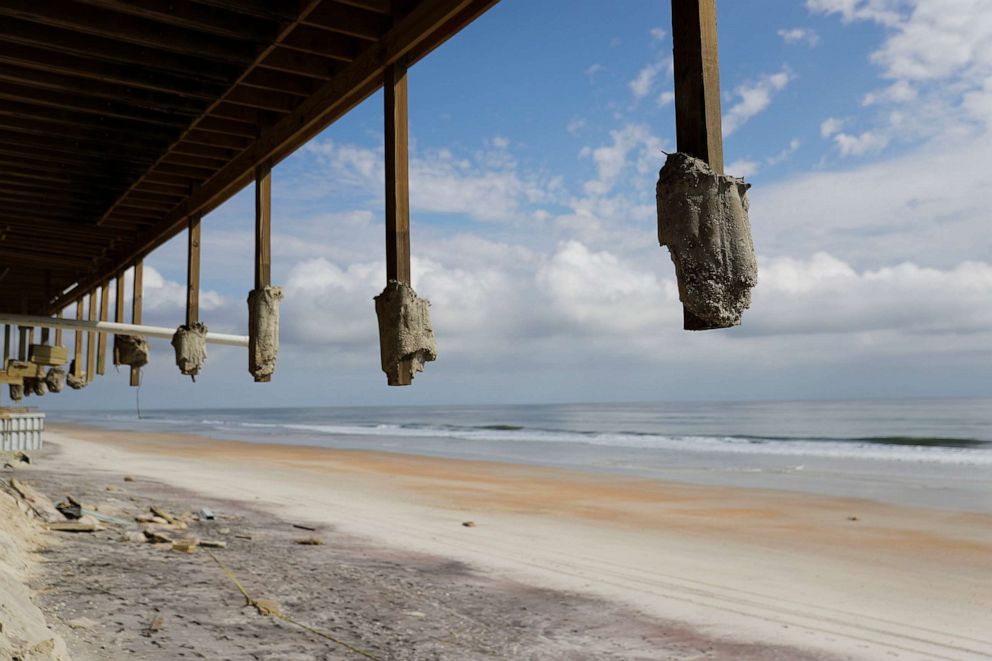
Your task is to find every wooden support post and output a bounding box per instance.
[671,0,726,329]
[130,262,143,387]
[97,281,109,375]
[383,61,413,385]
[73,299,83,379]
[18,300,28,362]
[671,0,724,174]
[255,163,271,290]
[54,310,62,347]
[384,62,411,286]
[186,215,201,327]
[86,292,97,382]
[41,271,52,345]
[3,324,9,366]
[115,276,126,323]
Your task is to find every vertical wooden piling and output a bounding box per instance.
[73,299,83,379]
[384,62,411,287]
[113,275,125,365]
[186,216,201,327]
[384,61,413,385]
[97,281,109,375]
[41,271,52,345]
[54,310,62,348]
[255,163,272,291]
[130,262,143,386]
[671,0,726,330]
[86,292,97,382]
[671,0,724,174]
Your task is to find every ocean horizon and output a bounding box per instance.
[50,397,992,514]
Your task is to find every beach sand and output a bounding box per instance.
[22,424,992,659]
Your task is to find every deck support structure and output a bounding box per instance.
[671,0,727,330]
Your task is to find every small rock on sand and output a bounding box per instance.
[68,617,99,630]
[462,521,476,527]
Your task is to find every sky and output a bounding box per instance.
[39,0,992,410]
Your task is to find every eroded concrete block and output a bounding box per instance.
[114,334,149,369]
[8,383,23,401]
[171,322,208,378]
[374,281,437,386]
[45,367,65,394]
[247,286,283,382]
[656,153,758,329]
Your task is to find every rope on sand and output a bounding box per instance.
[204,548,381,661]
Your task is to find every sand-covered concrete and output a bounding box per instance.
[28,425,992,659]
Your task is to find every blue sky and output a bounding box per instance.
[40,0,992,410]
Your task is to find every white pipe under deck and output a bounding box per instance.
[0,313,248,348]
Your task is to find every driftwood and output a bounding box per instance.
[171,322,207,378]
[374,281,437,385]
[656,153,757,329]
[114,334,149,368]
[247,286,283,382]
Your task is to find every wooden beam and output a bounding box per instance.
[97,281,109,375]
[671,0,724,174]
[186,216,201,326]
[255,163,272,289]
[384,62,411,285]
[301,2,390,40]
[130,261,143,386]
[0,1,259,65]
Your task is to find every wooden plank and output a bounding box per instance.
[186,217,201,326]
[301,2,390,40]
[55,310,62,347]
[86,291,97,382]
[73,299,84,378]
[113,275,125,365]
[255,162,272,289]
[671,0,724,174]
[384,62,411,285]
[130,261,143,386]
[71,0,278,41]
[97,281,109,375]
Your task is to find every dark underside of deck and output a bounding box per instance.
[0,0,497,314]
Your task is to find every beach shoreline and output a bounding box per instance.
[36,423,992,659]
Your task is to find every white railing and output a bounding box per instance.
[0,410,45,452]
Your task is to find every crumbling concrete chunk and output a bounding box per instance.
[247,286,283,382]
[45,367,65,394]
[171,322,207,377]
[65,372,86,390]
[374,281,437,386]
[8,383,23,401]
[114,334,149,368]
[656,153,758,329]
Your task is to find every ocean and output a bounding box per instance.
[50,398,992,513]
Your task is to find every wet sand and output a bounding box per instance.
[37,424,992,660]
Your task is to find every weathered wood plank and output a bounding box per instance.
[97,281,109,375]
[73,299,84,378]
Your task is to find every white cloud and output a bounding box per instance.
[584,63,604,78]
[806,0,907,27]
[767,138,802,165]
[833,130,889,156]
[629,62,661,99]
[649,27,667,41]
[723,67,795,136]
[656,90,675,108]
[579,124,665,196]
[727,159,760,178]
[820,117,844,137]
[863,79,918,105]
[778,27,820,46]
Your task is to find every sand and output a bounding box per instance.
[28,424,992,659]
